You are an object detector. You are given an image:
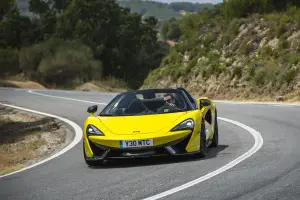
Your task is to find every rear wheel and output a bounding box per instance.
[209,110,219,148]
[83,142,104,166]
[199,119,207,158]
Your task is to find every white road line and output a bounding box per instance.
[269,104,295,107]
[28,90,108,105]
[0,103,83,179]
[142,117,264,200]
[214,100,300,107]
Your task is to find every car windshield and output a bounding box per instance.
[100,89,191,116]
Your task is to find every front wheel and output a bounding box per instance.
[209,110,219,148]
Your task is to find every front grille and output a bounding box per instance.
[88,139,106,156]
[106,147,168,158]
[172,133,192,153]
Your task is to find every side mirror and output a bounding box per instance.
[197,98,211,109]
[87,105,98,115]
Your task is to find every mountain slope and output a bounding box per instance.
[16,0,214,20]
[143,11,300,102]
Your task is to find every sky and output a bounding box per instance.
[151,0,223,4]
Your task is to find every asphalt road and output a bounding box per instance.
[0,88,299,200]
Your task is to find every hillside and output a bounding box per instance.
[143,9,300,102]
[119,0,214,20]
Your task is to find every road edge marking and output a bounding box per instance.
[26,89,299,107]
[0,103,83,179]
[213,100,300,106]
[142,117,264,200]
[28,90,108,105]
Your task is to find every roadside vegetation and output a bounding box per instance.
[143,0,300,102]
[0,105,70,175]
[1,0,170,90]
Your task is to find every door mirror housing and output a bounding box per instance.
[87,105,98,115]
[197,97,211,109]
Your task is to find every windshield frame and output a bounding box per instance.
[99,89,195,117]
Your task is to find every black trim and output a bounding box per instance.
[177,88,198,110]
[88,139,106,156]
[99,88,196,116]
[87,133,194,159]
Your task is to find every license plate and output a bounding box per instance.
[120,139,153,148]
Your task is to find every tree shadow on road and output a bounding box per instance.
[89,144,229,169]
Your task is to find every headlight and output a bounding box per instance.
[86,124,105,136]
[171,119,194,131]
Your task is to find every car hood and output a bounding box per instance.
[98,112,187,135]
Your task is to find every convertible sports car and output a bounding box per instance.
[83,88,218,166]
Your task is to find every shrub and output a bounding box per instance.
[0,48,20,76]
[285,68,299,84]
[254,68,266,86]
[19,38,102,86]
[276,15,289,38]
[288,53,300,67]
[240,43,252,55]
[278,38,290,50]
[231,66,243,79]
[183,57,198,75]
[168,50,182,64]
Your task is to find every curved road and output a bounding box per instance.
[0,88,299,200]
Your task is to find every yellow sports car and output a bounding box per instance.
[83,88,218,166]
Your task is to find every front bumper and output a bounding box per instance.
[84,132,195,160]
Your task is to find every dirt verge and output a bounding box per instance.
[0,80,46,89]
[75,82,127,92]
[0,105,74,175]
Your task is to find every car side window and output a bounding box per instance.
[178,88,197,109]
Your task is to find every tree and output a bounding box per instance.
[28,0,49,15]
[0,0,15,20]
[55,0,167,88]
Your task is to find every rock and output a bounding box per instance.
[267,38,279,50]
[287,31,300,41]
[276,96,284,102]
[259,37,267,48]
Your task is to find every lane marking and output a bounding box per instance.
[0,103,83,179]
[28,90,108,105]
[269,104,295,107]
[142,117,263,200]
[214,100,300,107]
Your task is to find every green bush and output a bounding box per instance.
[240,42,252,55]
[168,50,182,64]
[285,68,299,84]
[19,38,103,86]
[288,53,300,67]
[276,15,289,38]
[254,68,266,85]
[0,48,20,76]
[278,38,290,50]
[183,57,198,75]
[231,66,243,79]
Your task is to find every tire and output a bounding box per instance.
[199,119,207,158]
[83,142,104,166]
[210,110,219,148]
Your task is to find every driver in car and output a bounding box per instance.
[157,93,180,113]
